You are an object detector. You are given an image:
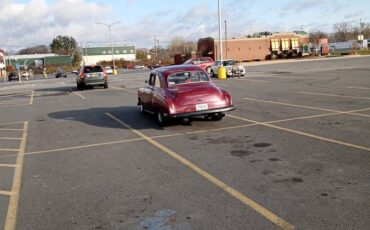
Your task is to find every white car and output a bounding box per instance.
[21,71,30,78]
[134,65,146,69]
[210,59,245,78]
[105,66,113,74]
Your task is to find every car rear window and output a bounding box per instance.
[167,71,210,87]
[84,66,103,73]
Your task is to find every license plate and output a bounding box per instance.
[92,74,97,77]
[196,103,208,111]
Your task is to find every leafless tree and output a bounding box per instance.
[333,22,353,42]
[309,30,328,43]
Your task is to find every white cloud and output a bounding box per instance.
[0,0,112,50]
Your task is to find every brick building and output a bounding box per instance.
[198,32,309,61]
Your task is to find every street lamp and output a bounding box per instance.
[96,21,121,73]
[217,0,226,79]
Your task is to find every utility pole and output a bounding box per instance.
[224,19,228,59]
[96,21,121,73]
[217,0,226,79]
[154,35,157,63]
[218,0,223,66]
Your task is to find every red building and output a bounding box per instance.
[198,32,309,61]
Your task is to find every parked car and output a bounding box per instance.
[183,57,214,73]
[105,66,113,74]
[7,72,19,81]
[21,71,30,78]
[137,65,234,125]
[210,59,246,78]
[134,64,146,69]
[55,68,67,78]
[75,65,108,90]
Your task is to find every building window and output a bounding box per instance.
[102,51,106,54]
[123,50,127,54]
[130,50,134,53]
[115,50,120,54]
[108,50,112,54]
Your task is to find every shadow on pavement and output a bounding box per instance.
[48,106,167,131]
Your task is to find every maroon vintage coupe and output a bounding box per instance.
[137,65,234,125]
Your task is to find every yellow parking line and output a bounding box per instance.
[105,112,295,230]
[0,137,23,140]
[0,148,19,152]
[0,121,25,125]
[25,124,259,156]
[0,190,13,196]
[0,164,16,168]
[299,91,370,100]
[227,114,370,152]
[29,90,35,105]
[5,121,28,230]
[111,86,136,93]
[0,128,24,131]
[25,138,145,156]
[348,86,370,90]
[68,88,86,99]
[23,107,368,158]
[243,97,370,118]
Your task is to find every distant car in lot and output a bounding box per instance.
[105,66,113,74]
[7,72,19,81]
[21,71,30,78]
[134,64,146,69]
[137,65,234,125]
[148,64,161,70]
[55,68,67,78]
[183,57,214,73]
[75,65,108,90]
[210,59,246,78]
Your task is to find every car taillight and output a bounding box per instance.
[80,72,85,78]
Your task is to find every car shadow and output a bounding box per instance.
[47,106,180,131]
[34,86,72,97]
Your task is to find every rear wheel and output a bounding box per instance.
[104,81,108,89]
[212,113,224,121]
[157,111,166,126]
[211,70,216,78]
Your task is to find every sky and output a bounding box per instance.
[1,0,369,51]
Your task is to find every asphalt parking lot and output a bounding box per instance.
[0,56,369,230]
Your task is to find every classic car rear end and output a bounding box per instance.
[138,65,234,125]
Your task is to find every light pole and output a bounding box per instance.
[217,0,226,79]
[96,21,121,73]
[224,19,228,59]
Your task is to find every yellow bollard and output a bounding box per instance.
[218,66,226,80]
[113,69,118,75]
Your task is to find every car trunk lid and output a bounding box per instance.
[168,82,224,106]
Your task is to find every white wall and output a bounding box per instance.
[82,54,136,65]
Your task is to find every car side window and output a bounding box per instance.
[154,75,161,88]
[149,74,161,88]
[149,74,156,86]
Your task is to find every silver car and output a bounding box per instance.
[76,65,108,90]
[210,59,246,78]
